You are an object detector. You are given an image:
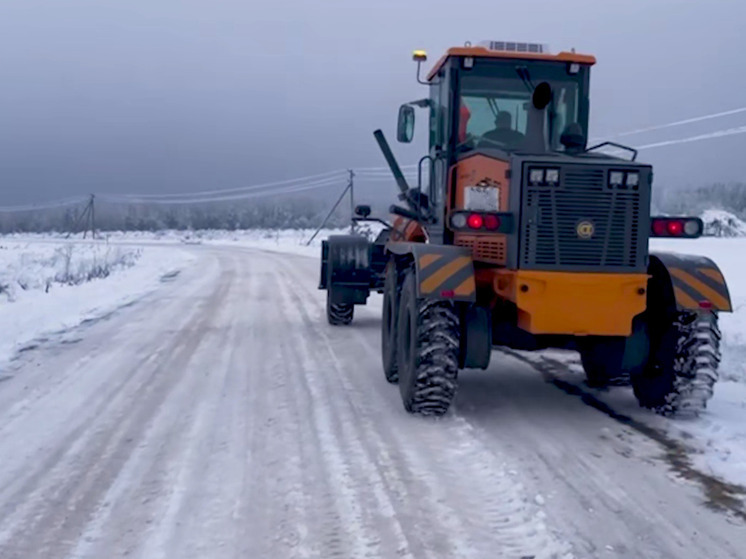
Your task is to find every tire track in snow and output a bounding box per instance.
[69,253,240,559]
[273,252,573,559]
[505,349,746,522]
[0,255,228,559]
[132,261,245,559]
[68,263,235,559]
[228,261,317,559]
[273,265,407,559]
[0,324,203,558]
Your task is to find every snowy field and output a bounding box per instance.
[2,226,379,258]
[0,240,194,370]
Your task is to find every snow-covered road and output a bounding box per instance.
[0,245,744,559]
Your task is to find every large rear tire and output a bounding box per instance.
[396,268,460,416]
[632,311,721,416]
[381,261,400,383]
[326,291,354,326]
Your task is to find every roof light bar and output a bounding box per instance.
[477,40,550,54]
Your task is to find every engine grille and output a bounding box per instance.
[520,166,645,271]
[456,236,506,264]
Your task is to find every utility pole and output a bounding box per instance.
[89,194,96,239]
[306,171,355,246]
[82,194,95,239]
[66,195,96,239]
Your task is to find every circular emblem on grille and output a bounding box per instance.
[576,220,595,239]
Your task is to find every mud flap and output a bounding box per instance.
[386,242,476,303]
[650,252,732,312]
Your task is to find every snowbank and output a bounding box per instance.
[0,240,194,368]
[2,230,319,259]
[700,209,746,238]
[0,242,141,301]
[5,226,385,258]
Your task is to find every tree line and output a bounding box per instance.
[0,196,357,234]
[652,182,746,217]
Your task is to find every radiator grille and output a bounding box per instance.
[456,236,507,264]
[520,166,643,270]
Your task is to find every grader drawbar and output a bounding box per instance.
[319,40,731,417]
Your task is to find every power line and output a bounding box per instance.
[107,169,347,200]
[0,196,87,213]
[355,163,419,173]
[592,106,746,142]
[101,174,344,203]
[357,176,421,184]
[99,177,344,205]
[637,124,746,151]
[2,108,745,214]
[356,170,419,177]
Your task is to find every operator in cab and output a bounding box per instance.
[479,111,525,150]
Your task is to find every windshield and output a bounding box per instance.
[456,60,588,153]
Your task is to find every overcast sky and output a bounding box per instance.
[1,0,744,204]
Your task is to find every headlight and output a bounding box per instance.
[609,171,624,186]
[545,168,560,185]
[626,172,640,188]
[684,219,701,236]
[451,213,467,228]
[529,168,545,185]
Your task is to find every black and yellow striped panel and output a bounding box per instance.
[416,250,476,301]
[668,266,732,312]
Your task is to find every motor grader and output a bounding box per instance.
[319,40,731,417]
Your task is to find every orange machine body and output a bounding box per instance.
[448,154,648,337]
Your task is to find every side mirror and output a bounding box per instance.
[397,104,415,143]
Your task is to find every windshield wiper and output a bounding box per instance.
[515,66,534,93]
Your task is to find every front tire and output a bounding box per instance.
[396,268,460,416]
[326,291,354,326]
[632,311,721,415]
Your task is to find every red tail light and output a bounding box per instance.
[484,214,501,230]
[652,220,667,236]
[448,211,515,234]
[467,213,484,229]
[650,216,703,238]
[666,220,684,236]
